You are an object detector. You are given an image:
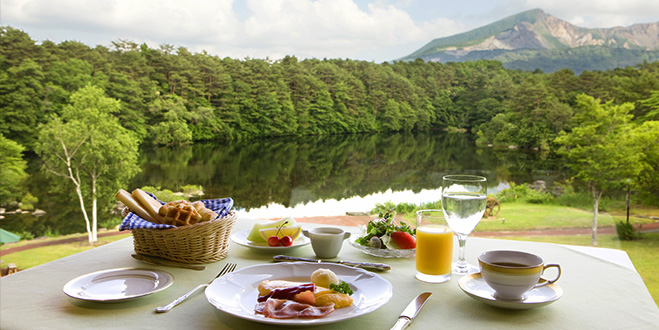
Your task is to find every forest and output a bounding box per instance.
[1,26,659,209]
[2,25,658,149]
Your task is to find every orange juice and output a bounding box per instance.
[416,225,453,276]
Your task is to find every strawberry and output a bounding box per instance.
[390,231,416,249]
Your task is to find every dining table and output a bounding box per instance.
[1,217,658,329]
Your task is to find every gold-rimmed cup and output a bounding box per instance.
[478,250,561,300]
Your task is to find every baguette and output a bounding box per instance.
[115,189,155,222]
[132,189,165,224]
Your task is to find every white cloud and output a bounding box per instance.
[500,0,659,28]
[234,0,452,59]
[1,0,656,62]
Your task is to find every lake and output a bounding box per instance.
[2,131,564,237]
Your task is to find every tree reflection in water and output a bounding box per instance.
[6,131,562,237]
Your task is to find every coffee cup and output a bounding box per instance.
[303,227,351,259]
[478,250,561,301]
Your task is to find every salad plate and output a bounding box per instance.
[458,272,563,310]
[349,214,416,258]
[349,238,415,258]
[230,229,310,252]
[205,262,393,325]
[63,268,174,302]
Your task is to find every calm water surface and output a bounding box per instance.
[3,132,564,236]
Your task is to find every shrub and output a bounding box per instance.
[19,192,38,211]
[615,221,640,240]
[99,216,123,230]
[420,200,442,210]
[496,183,554,204]
[371,200,443,216]
[372,201,397,214]
[140,186,178,202]
[525,189,555,204]
[395,202,418,214]
[181,184,203,196]
[19,231,34,240]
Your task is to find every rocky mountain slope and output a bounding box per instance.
[400,9,659,73]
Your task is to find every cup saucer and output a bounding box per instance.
[458,272,563,310]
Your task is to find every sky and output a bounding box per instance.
[1,0,658,63]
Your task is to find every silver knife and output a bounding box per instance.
[272,255,391,271]
[391,292,432,330]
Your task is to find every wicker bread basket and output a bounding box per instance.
[131,211,237,264]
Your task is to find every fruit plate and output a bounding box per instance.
[348,238,415,258]
[230,229,310,252]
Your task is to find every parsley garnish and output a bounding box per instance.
[330,281,354,295]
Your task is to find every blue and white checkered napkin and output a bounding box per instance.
[119,196,234,231]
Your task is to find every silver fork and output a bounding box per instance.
[155,263,237,313]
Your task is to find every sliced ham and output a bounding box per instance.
[255,298,334,319]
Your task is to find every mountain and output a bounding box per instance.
[399,9,659,73]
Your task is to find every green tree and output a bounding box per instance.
[554,94,644,245]
[147,95,193,146]
[36,85,140,244]
[0,58,45,149]
[639,90,659,121]
[0,134,28,205]
[633,121,659,203]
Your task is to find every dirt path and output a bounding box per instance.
[0,230,128,256]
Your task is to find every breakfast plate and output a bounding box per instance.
[458,272,563,310]
[205,262,393,325]
[230,229,310,252]
[63,268,174,302]
[349,238,415,258]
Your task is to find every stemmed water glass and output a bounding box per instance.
[441,175,487,274]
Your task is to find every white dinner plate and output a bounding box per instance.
[349,238,415,258]
[205,262,393,325]
[63,267,174,302]
[230,229,310,252]
[458,272,563,310]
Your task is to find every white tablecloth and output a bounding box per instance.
[1,219,658,329]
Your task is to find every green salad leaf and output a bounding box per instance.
[355,212,416,248]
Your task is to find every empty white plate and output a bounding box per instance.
[63,267,174,302]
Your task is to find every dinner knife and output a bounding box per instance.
[272,255,391,271]
[390,292,432,330]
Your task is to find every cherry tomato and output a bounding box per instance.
[390,231,416,249]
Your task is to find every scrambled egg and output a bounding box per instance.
[257,268,353,309]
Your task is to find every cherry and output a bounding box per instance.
[268,236,280,246]
[267,221,289,247]
[281,236,293,247]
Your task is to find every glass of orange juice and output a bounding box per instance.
[415,210,453,283]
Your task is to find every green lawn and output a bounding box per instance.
[1,233,131,270]
[476,202,655,231]
[401,201,655,231]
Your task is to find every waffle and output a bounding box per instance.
[158,200,202,226]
